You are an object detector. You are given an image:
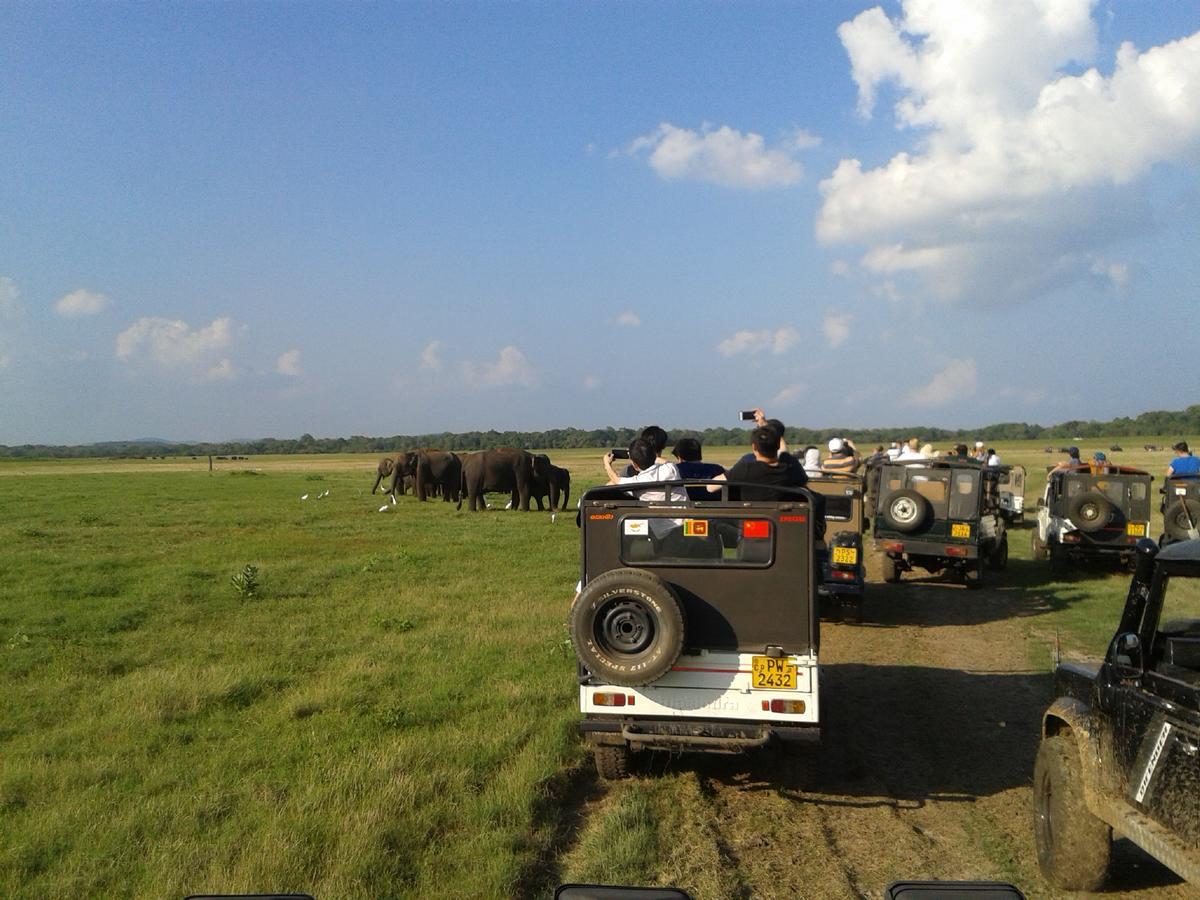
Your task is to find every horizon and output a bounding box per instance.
[2,2,1198,445]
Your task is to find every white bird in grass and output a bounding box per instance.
[378,505,389,512]
[301,494,309,500]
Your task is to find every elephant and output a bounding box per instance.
[518,454,570,511]
[460,448,534,511]
[371,457,397,495]
[415,450,461,503]
[385,451,420,500]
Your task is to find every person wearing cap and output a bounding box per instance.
[1088,451,1110,475]
[972,440,987,463]
[822,437,860,473]
[885,441,902,460]
[1168,441,1200,478]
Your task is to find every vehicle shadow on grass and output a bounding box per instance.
[844,557,1097,629]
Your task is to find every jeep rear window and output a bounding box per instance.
[948,471,979,520]
[619,516,774,567]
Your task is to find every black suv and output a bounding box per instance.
[1032,464,1153,571]
[871,460,1008,587]
[570,481,821,779]
[1034,539,1200,891]
[1161,476,1200,546]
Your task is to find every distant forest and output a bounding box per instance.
[3,405,1198,460]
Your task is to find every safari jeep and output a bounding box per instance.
[872,460,1008,588]
[1160,476,1200,547]
[1033,539,1200,891]
[806,472,867,617]
[997,465,1026,524]
[571,481,820,779]
[1032,464,1153,571]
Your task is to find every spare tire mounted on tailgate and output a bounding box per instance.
[570,568,686,686]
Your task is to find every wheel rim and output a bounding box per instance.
[890,497,918,524]
[1079,501,1101,523]
[596,598,655,655]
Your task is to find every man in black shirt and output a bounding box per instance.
[710,426,807,501]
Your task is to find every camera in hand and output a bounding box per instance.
[610,448,630,460]
[739,410,757,421]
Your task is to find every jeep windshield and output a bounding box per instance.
[880,464,982,520]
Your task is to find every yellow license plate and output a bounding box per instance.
[951,523,971,538]
[751,656,797,690]
[1127,523,1146,536]
[831,546,858,565]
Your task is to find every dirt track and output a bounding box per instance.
[551,555,1194,899]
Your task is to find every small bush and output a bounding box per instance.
[230,564,260,599]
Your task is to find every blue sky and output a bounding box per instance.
[1,1,1197,444]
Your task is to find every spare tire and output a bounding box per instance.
[570,568,685,686]
[1068,492,1113,533]
[1164,498,1200,542]
[881,489,931,533]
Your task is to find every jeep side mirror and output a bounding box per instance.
[1113,632,1142,668]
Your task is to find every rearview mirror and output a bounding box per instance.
[1113,632,1142,668]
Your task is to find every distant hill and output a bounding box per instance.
[2,405,1198,460]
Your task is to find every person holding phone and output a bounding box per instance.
[604,438,688,502]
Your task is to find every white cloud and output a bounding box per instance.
[54,289,110,318]
[908,358,978,408]
[624,122,809,189]
[717,326,800,357]
[772,383,806,406]
[115,316,239,381]
[207,358,235,381]
[583,375,602,391]
[615,311,641,327]
[821,311,853,348]
[419,340,443,371]
[461,345,538,388]
[0,277,18,318]
[819,2,1200,304]
[276,349,302,377]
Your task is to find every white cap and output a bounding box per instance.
[828,437,845,453]
[974,440,984,448]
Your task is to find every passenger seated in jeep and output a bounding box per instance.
[1169,441,1200,478]
[604,438,688,503]
[708,426,807,500]
[671,437,725,500]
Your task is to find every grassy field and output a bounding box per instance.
[0,439,1193,897]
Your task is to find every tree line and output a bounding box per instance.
[3,405,1199,460]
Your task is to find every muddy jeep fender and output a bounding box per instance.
[1041,696,1106,810]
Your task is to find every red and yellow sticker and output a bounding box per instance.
[683,519,709,537]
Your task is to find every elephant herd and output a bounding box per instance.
[370,448,570,512]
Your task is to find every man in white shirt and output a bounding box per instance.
[986,448,1002,467]
[604,439,689,503]
[895,437,925,461]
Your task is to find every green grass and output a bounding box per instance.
[0,460,593,898]
[0,439,1192,897]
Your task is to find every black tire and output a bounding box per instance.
[1031,531,1049,561]
[1067,491,1112,534]
[594,744,630,781]
[881,489,930,534]
[1163,498,1200,542]
[988,535,1009,571]
[1033,734,1111,891]
[569,568,685,686]
[963,556,984,589]
[880,554,901,583]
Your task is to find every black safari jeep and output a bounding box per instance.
[570,481,820,779]
[871,460,1008,587]
[806,473,867,616]
[1032,464,1153,571]
[1161,476,1200,546]
[1034,539,1200,891]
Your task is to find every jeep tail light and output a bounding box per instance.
[1062,532,1081,543]
[830,569,856,581]
[885,542,905,553]
[770,699,806,714]
[945,546,967,557]
[742,519,770,539]
[592,692,626,707]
